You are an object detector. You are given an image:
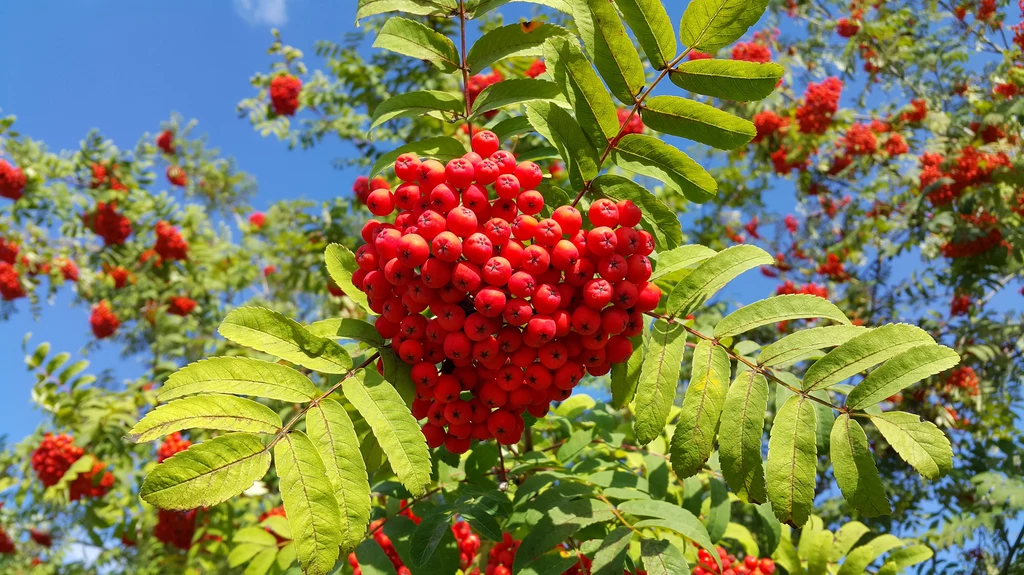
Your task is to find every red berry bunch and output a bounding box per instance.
[525,59,547,78]
[168,296,198,316]
[155,509,197,550]
[68,460,114,501]
[107,265,131,288]
[249,211,267,229]
[156,130,176,155]
[950,293,972,316]
[154,221,189,261]
[795,77,843,134]
[59,258,79,283]
[259,506,288,543]
[751,111,788,142]
[692,546,776,575]
[270,75,303,116]
[0,159,26,200]
[816,253,849,282]
[28,528,52,547]
[0,238,17,265]
[467,71,504,109]
[31,433,85,487]
[617,108,645,136]
[484,532,520,575]
[840,123,878,156]
[776,280,828,299]
[89,162,128,191]
[883,133,909,156]
[90,301,120,339]
[0,262,25,301]
[452,519,482,573]
[836,17,861,37]
[84,201,133,246]
[0,527,14,554]
[940,212,1006,258]
[354,176,391,205]
[731,41,772,63]
[157,432,191,462]
[945,365,979,395]
[352,132,659,453]
[166,165,188,187]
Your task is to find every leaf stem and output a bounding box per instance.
[458,1,474,137]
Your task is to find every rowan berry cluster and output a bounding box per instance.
[89,162,127,191]
[795,77,843,134]
[154,221,189,261]
[249,211,267,229]
[166,165,188,187]
[777,280,828,299]
[0,159,26,200]
[270,75,302,116]
[156,130,176,155]
[484,533,520,575]
[945,365,979,395]
[168,296,198,317]
[157,432,191,463]
[0,262,24,300]
[950,293,972,316]
[840,123,877,156]
[940,213,1006,259]
[31,433,85,487]
[0,527,14,554]
[28,529,52,547]
[90,301,120,339]
[692,546,776,575]
[616,109,645,136]
[347,504,480,575]
[154,509,197,550]
[836,17,861,37]
[84,202,132,246]
[731,41,772,63]
[752,111,788,142]
[525,59,547,79]
[354,176,391,206]
[816,253,849,282]
[352,131,659,453]
[68,460,115,501]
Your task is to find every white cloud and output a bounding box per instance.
[234,0,288,27]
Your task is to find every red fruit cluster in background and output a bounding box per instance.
[28,528,52,547]
[0,238,16,264]
[259,506,288,543]
[484,532,520,575]
[84,202,133,246]
[157,432,191,462]
[89,162,128,192]
[777,280,828,299]
[168,296,198,316]
[919,147,1010,206]
[945,365,979,395]
[107,265,130,288]
[31,433,85,487]
[752,111,788,142]
[816,253,849,282]
[840,123,877,156]
[940,213,1006,259]
[68,460,114,501]
[0,159,26,200]
[154,221,189,261]
[617,109,645,136]
[0,262,25,300]
[156,130,176,155]
[731,41,772,63]
[348,503,480,575]
[525,59,547,78]
[270,75,303,116]
[467,71,504,109]
[693,546,775,575]
[90,301,120,339]
[59,258,79,283]
[796,77,843,134]
[950,293,972,316]
[0,526,14,554]
[249,211,267,229]
[353,132,659,453]
[166,165,188,187]
[883,133,909,156]
[155,509,197,550]
[836,17,861,37]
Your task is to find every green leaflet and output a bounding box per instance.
[243,547,277,575]
[805,531,834,575]
[159,357,318,403]
[868,411,952,480]
[373,17,459,73]
[803,324,936,391]
[666,244,774,317]
[640,539,689,575]
[679,0,770,54]
[492,116,534,142]
[757,325,870,368]
[615,0,676,70]
[544,35,621,149]
[641,95,756,150]
[715,294,851,339]
[410,507,455,566]
[230,528,276,568]
[466,0,571,18]
[306,318,385,347]
[719,369,768,503]
[771,530,804,575]
[589,527,633,575]
[513,498,615,571]
[649,244,717,281]
[618,499,718,568]
[343,369,432,495]
[831,415,891,517]
[473,79,564,118]
[383,515,460,575]
[130,394,282,442]
[611,333,646,408]
[670,339,731,477]
[557,429,595,462]
[886,545,934,570]
[356,0,449,20]
[706,477,731,542]
[835,534,903,575]
[465,22,567,73]
[846,345,960,409]
[829,521,870,561]
[219,306,353,374]
[141,433,271,510]
[306,397,371,553]
[276,431,344,575]
[632,319,688,445]
[525,100,600,189]
[670,59,785,101]
[590,175,684,249]
[570,0,645,104]
[766,395,817,526]
[369,136,466,180]
[611,133,718,203]
[325,243,372,315]
[355,539,399,575]
[369,90,463,131]
[722,523,759,556]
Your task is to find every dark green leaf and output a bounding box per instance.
[766,395,817,526]
[544,36,620,149]
[642,95,756,150]
[831,414,891,517]
[633,319,688,445]
[373,17,460,73]
[666,245,773,317]
[570,0,645,104]
[670,59,784,101]
[678,0,771,53]
[670,339,731,477]
[846,345,960,410]
[719,369,768,503]
[611,134,718,203]
[466,23,568,73]
[525,100,600,189]
[615,0,677,70]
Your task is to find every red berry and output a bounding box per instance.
[472,130,501,157]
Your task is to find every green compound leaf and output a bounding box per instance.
[802,324,936,391]
[589,527,634,575]
[276,431,344,575]
[868,411,952,480]
[670,59,785,102]
[591,175,684,250]
[525,100,600,189]
[846,345,960,410]
[649,244,717,281]
[714,294,851,339]
[766,395,817,526]
[130,394,282,442]
[141,433,271,510]
[615,0,677,70]
[306,318,385,348]
[670,339,732,478]
[219,306,353,374]
[343,369,432,495]
[633,319,688,445]
[757,325,870,368]
[611,333,646,409]
[831,414,891,517]
[570,0,645,104]
[666,244,773,317]
[159,357,319,403]
[611,133,718,204]
[641,95,756,150]
[640,538,689,575]
[466,22,567,73]
[679,0,770,55]
[373,17,460,73]
[544,35,620,149]
[370,90,463,131]
[719,368,769,503]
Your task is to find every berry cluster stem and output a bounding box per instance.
[458,1,474,137]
